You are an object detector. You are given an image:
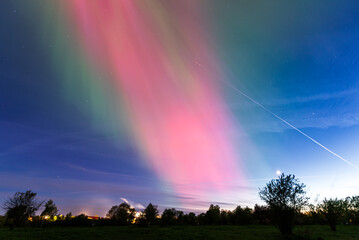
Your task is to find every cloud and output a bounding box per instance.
[63,163,149,182]
[120,197,129,204]
[266,88,358,106]
[227,87,359,133]
[135,204,145,209]
[249,112,359,133]
[119,197,145,210]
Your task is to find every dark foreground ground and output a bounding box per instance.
[1,225,358,240]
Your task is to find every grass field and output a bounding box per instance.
[0,225,358,240]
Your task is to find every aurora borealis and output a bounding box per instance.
[64,0,244,199]
[1,0,359,216]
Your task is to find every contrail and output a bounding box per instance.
[194,61,359,170]
[221,79,359,170]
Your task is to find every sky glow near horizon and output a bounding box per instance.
[1,0,359,216]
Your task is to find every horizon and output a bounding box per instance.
[1,0,359,217]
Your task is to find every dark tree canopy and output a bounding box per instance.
[259,173,308,211]
[161,208,185,226]
[3,190,43,229]
[176,210,184,225]
[161,208,178,225]
[144,203,158,225]
[253,204,270,225]
[347,196,359,225]
[205,204,220,225]
[183,212,197,225]
[41,199,58,219]
[233,206,254,225]
[220,210,231,225]
[106,202,135,225]
[259,173,308,235]
[348,196,359,210]
[318,198,347,231]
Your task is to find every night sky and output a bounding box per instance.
[1,0,359,216]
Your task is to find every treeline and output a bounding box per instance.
[1,174,359,236]
[1,197,359,229]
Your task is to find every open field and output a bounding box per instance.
[0,225,359,240]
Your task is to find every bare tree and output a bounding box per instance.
[3,190,43,229]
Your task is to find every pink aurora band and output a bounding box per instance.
[63,0,244,201]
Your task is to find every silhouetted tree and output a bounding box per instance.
[135,215,147,227]
[220,210,231,225]
[233,206,254,225]
[59,212,73,227]
[318,198,347,231]
[253,204,270,224]
[106,203,135,225]
[161,208,177,226]
[3,190,43,229]
[73,213,90,227]
[41,199,58,219]
[0,215,5,227]
[349,196,359,209]
[304,204,325,225]
[183,212,197,225]
[259,173,308,235]
[176,210,184,225]
[144,203,158,226]
[205,204,220,225]
[347,196,359,224]
[197,213,206,225]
